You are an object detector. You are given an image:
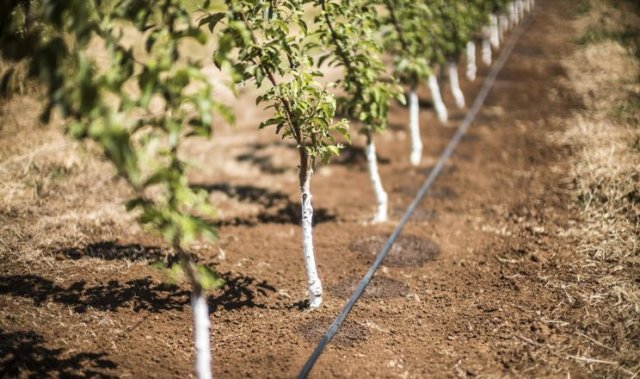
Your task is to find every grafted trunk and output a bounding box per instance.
[192,288,212,379]
[299,165,322,308]
[448,61,465,109]
[365,134,388,222]
[466,41,477,81]
[490,14,500,49]
[408,89,423,165]
[427,74,448,123]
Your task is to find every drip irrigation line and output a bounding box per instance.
[297,13,536,379]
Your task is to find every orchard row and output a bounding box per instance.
[0,1,534,377]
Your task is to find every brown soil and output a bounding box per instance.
[349,235,441,267]
[1,0,638,378]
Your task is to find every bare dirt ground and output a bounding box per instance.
[1,0,639,378]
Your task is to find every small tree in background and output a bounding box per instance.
[316,0,403,223]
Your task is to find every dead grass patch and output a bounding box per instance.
[554,0,640,376]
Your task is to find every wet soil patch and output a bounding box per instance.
[349,234,440,267]
[298,316,369,348]
[329,276,409,300]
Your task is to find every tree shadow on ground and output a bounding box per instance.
[209,272,277,313]
[234,141,298,175]
[0,275,189,313]
[0,330,118,378]
[59,242,166,262]
[0,271,277,314]
[194,183,337,227]
[331,145,391,168]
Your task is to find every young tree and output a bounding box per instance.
[433,1,481,109]
[380,0,436,165]
[315,0,402,223]
[2,1,229,378]
[211,0,349,308]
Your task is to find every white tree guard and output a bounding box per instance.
[509,2,518,26]
[465,41,477,81]
[300,173,322,308]
[448,61,465,109]
[490,14,500,49]
[499,15,509,38]
[192,292,212,379]
[366,139,389,221]
[518,0,525,20]
[408,90,423,166]
[481,34,492,66]
[427,74,448,123]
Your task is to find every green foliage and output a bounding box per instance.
[1,0,231,289]
[151,261,225,290]
[378,0,434,88]
[209,0,349,167]
[315,0,403,136]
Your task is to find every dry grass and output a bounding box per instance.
[555,0,640,376]
[0,87,143,275]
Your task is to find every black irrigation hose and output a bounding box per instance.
[297,13,536,379]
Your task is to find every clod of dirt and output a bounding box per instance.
[298,316,369,348]
[329,276,409,300]
[349,234,440,267]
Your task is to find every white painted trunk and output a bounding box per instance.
[481,35,492,66]
[300,171,322,308]
[427,74,448,123]
[499,15,509,38]
[465,41,477,81]
[192,291,212,379]
[490,14,500,49]
[365,138,388,222]
[509,2,518,26]
[448,62,465,109]
[408,90,423,166]
[518,0,525,20]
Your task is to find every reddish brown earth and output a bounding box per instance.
[0,0,621,378]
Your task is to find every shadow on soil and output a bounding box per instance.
[0,330,117,378]
[234,141,297,175]
[210,273,277,312]
[0,271,277,314]
[59,242,166,262]
[194,183,337,226]
[0,275,189,313]
[331,144,391,167]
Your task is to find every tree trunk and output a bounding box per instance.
[481,30,492,66]
[448,61,465,109]
[499,15,509,37]
[365,133,388,222]
[490,14,500,49]
[299,160,322,308]
[191,287,212,379]
[408,89,423,165]
[177,252,213,379]
[509,2,518,27]
[466,41,476,81]
[518,0,525,20]
[427,74,448,123]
